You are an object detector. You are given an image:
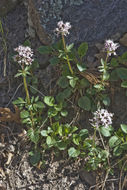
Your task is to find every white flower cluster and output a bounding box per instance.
[55,21,71,36]
[14,45,34,65]
[104,39,119,56]
[90,109,114,128]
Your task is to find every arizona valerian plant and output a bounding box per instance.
[11,19,127,179]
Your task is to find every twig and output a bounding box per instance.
[28,84,45,97]
[89,177,120,190]
[119,160,127,190]
[6,83,23,107]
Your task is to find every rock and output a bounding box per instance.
[0,0,20,17]
[111,32,121,41]
[95,43,103,51]
[79,169,96,186]
[28,0,51,45]
[27,0,127,45]
[119,33,127,46]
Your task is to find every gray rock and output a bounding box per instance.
[120,33,127,46]
[0,0,20,17]
[28,0,127,45]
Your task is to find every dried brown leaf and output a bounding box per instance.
[0,167,5,177]
[5,152,13,165]
[0,105,21,123]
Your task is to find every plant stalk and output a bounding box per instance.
[61,34,74,75]
[22,69,34,128]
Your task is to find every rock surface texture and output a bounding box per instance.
[28,0,127,44]
[0,0,20,17]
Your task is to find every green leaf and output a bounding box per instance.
[116,68,127,80]
[110,58,119,67]
[69,77,78,88]
[94,84,104,90]
[122,52,127,61]
[48,108,58,117]
[13,97,26,105]
[15,72,22,78]
[113,146,122,156]
[41,130,48,137]
[58,125,63,136]
[58,76,69,88]
[20,110,29,119]
[22,118,31,124]
[56,88,72,102]
[38,46,52,54]
[68,147,80,158]
[79,78,89,88]
[56,92,65,102]
[79,129,89,139]
[121,81,127,88]
[121,124,127,134]
[73,134,80,145]
[102,96,110,106]
[23,39,31,47]
[78,42,88,58]
[66,43,74,52]
[46,136,52,145]
[44,96,55,106]
[77,63,86,72]
[29,150,40,166]
[71,126,78,133]
[78,96,91,111]
[35,101,45,109]
[54,103,62,111]
[56,141,67,150]
[109,136,120,148]
[101,58,105,66]
[103,71,110,81]
[63,88,72,98]
[110,70,119,81]
[121,142,127,150]
[28,129,40,144]
[49,56,59,65]
[100,127,111,137]
[61,110,68,117]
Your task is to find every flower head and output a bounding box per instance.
[90,109,114,128]
[104,39,119,56]
[55,21,71,36]
[14,45,34,65]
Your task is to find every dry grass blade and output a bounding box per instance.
[79,70,109,86]
[0,105,21,123]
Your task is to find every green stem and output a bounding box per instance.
[23,76,30,104]
[92,128,96,147]
[98,129,110,167]
[22,68,34,128]
[61,34,74,75]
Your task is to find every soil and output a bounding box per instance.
[0,1,127,190]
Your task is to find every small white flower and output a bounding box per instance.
[104,39,119,56]
[55,21,71,36]
[14,45,34,65]
[90,109,114,128]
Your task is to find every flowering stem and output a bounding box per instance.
[61,34,74,75]
[92,128,96,147]
[98,129,110,166]
[22,68,34,128]
[23,76,30,104]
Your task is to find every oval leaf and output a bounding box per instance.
[121,124,127,134]
[78,96,91,111]
[68,147,80,158]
